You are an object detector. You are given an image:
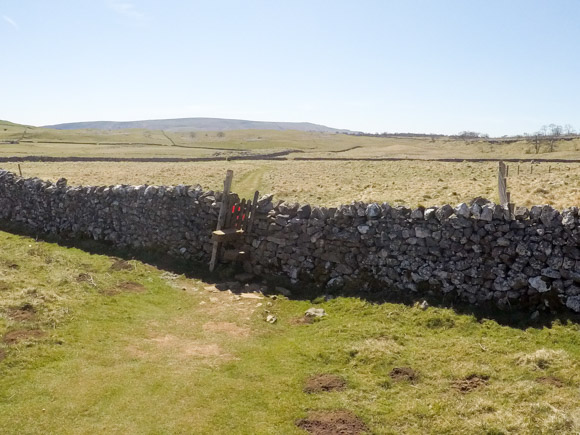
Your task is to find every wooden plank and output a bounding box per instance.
[213,228,244,236]
[242,199,249,229]
[247,191,259,233]
[210,170,234,272]
[240,199,249,229]
[216,170,233,232]
[223,249,249,262]
[224,194,234,229]
[235,199,246,229]
[212,228,244,242]
[243,199,252,231]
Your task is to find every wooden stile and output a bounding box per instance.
[209,170,233,272]
[209,172,260,271]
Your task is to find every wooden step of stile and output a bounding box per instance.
[212,228,244,242]
[223,250,249,262]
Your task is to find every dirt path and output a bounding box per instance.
[233,167,267,198]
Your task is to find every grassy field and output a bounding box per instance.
[3,120,580,160]
[1,230,580,434]
[3,160,579,209]
[2,120,580,209]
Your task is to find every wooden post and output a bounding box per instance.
[498,161,514,219]
[18,164,22,177]
[549,165,551,173]
[498,161,508,206]
[209,170,233,272]
[246,191,260,233]
[517,164,520,175]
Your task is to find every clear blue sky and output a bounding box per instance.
[2,0,580,136]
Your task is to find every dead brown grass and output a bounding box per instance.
[4,160,579,209]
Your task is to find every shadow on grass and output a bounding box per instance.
[2,219,579,330]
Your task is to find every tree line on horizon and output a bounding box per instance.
[347,123,577,153]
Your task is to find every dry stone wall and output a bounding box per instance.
[0,170,220,262]
[1,169,580,314]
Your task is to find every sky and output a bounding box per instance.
[2,0,580,136]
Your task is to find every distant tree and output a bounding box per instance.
[457,131,485,144]
[217,131,225,138]
[189,131,196,139]
[564,124,575,135]
[458,131,481,138]
[549,124,563,137]
[527,133,543,154]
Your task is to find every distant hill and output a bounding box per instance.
[0,120,29,127]
[43,117,351,133]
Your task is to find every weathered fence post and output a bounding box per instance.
[498,161,514,218]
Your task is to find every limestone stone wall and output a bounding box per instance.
[1,169,580,313]
[0,170,219,262]
[248,198,580,313]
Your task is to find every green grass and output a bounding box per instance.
[3,120,580,160]
[1,230,580,434]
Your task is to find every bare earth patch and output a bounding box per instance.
[76,273,94,283]
[304,374,347,393]
[3,329,46,344]
[149,334,230,360]
[202,321,250,337]
[296,410,368,435]
[110,259,133,271]
[453,374,489,393]
[291,315,315,325]
[119,282,146,292]
[537,376,565,388]
[7,303,36,321]
[390,367,418,383]
[102,281,146,296]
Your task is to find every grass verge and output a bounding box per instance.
[1,230,580,434]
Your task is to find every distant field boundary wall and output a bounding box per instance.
[1,155,580,163]
[0,150,295,163]
[1,169,580,314]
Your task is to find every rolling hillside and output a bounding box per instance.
[43,117,351,133]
